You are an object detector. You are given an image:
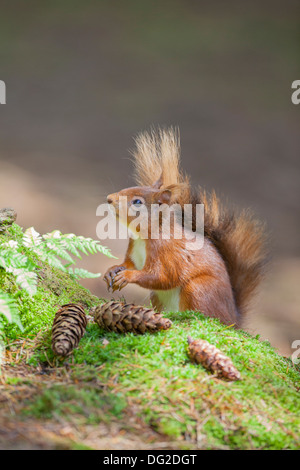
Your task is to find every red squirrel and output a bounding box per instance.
[104,128,266,327]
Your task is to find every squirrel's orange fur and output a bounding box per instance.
[104,128,267,327]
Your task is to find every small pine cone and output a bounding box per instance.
[52,303,87,357]
[187,336,241,381]
[94,301,172,334]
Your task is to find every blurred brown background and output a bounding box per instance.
[0,0,299,355]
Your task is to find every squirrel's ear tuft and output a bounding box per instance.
[152,172,164,189]
[131,127,183,187]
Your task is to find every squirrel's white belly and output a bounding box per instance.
[130,238,146,270]
[154,288,181,312]
[130,238,180,312]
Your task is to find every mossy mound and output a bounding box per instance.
[0,223,103,341]
[1,224,299,450]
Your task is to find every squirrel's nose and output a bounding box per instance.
[107,194,114,204]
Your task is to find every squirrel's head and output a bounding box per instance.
[107,173,190,238]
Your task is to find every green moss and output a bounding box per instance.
[23,383,127,423]
[60,312,299,449]
[1,224,300,449]
[0,223,103,341]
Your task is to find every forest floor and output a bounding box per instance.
[1,309,300,450]
[0,224,300,450]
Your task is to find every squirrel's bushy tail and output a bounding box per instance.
[199,190,267,316]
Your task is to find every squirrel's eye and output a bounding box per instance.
[132,199,143,206]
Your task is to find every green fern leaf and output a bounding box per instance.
[14,270,37,296]
[39,252,66,271]
[0,292,23,331]
[95,243,117,258]
[23,227,42,248]
[67,267,101,279]
[44,240,75,264]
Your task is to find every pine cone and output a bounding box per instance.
[52,303,88,357]
[187,336,241,381]
[94,301,172,334]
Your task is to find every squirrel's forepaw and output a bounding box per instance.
[113,270,135,292]
[103,265,126,291]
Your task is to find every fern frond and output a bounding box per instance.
[0,226,116,342]
[0,249,30,272]
[95,243,117,259]
[0,292,23,331]
[67,267,101,280]
[14,270,37,296]
[65,234,116,259]
[0,227,116,310]
[43,229,61,240]
[0,246,38,296]
[23,227,42,248]
[44,240,75,264]
[45,232,117,260]
[62,235,81,258]
[39,252,66,271]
